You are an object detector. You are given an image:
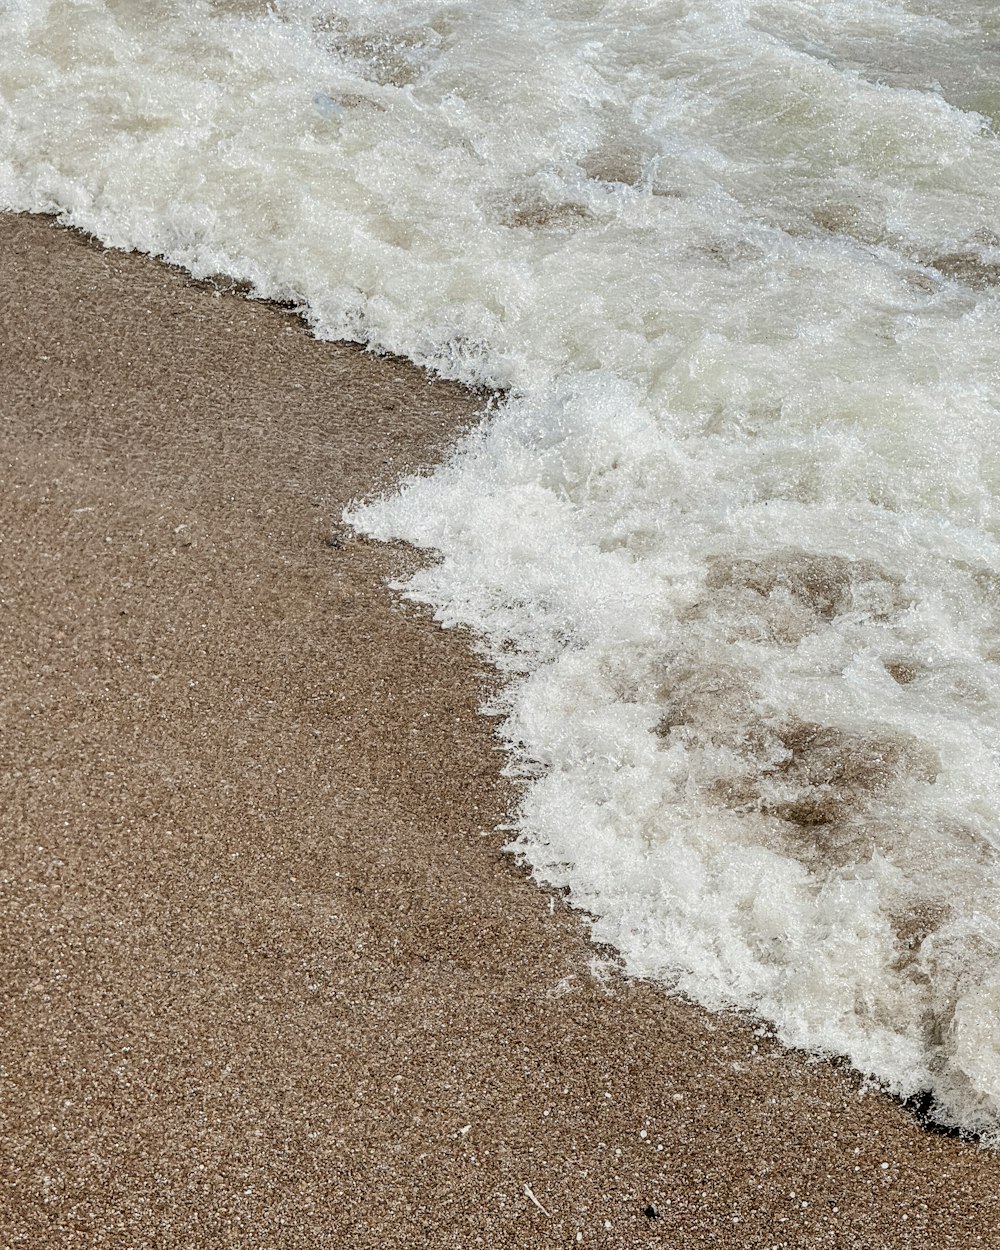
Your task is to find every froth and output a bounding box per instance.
[4,0,1000,1138]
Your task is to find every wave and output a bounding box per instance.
[4,0,1000,1138]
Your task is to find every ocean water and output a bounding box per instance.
[3,0,1000,1139]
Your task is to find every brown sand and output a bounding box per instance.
[1,212,998,1249]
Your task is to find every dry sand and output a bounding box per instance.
[2,212,999,1248]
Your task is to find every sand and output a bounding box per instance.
[2,211,999,1248]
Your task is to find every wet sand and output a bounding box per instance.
[2,211,998,1248]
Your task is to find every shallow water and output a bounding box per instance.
[3,0,1000,1139]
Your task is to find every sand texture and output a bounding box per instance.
[2,213,1000,1248]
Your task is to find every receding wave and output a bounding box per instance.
[4,0,1000,1139]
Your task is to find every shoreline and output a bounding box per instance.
[2,211,999,1247]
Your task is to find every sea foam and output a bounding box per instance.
[3,0,1000,1138]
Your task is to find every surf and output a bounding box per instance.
[4,0,1000,1138]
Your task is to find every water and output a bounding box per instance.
[3,0,1000,1139]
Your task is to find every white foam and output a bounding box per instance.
[4,0,1000,1137]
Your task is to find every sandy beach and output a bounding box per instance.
[2,211,999,1248]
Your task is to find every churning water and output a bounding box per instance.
[3,0,1000,1138]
